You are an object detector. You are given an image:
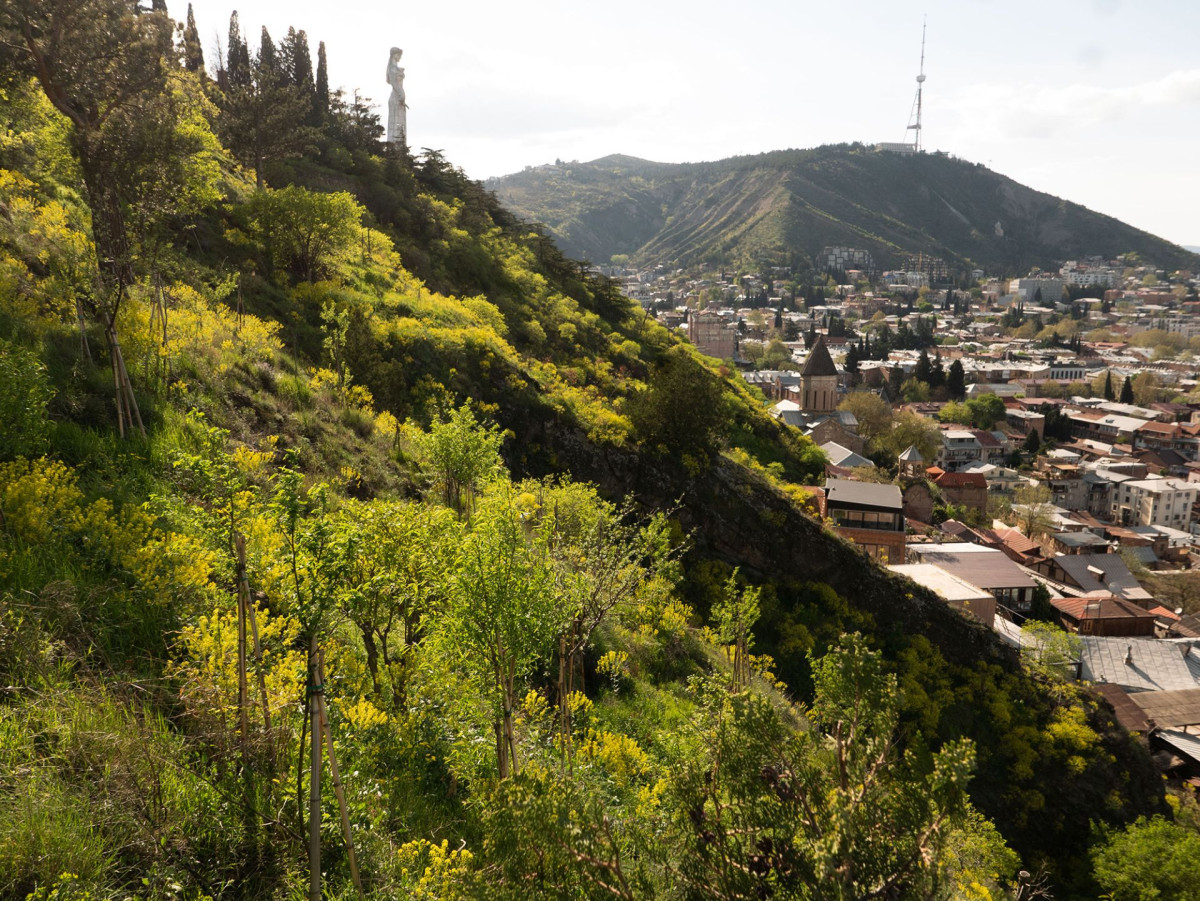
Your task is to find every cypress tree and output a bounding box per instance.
[293,29,313,93]
[1103,371,1115,401]
[152,0,167,12]
[183,4,205,75]
[915,348,932,385]
[259,26,277,77]
[226,12,251,87]
[947,359,966,400]
[315,41,329,121]
[1120,376,1134,404]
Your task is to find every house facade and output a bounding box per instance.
[822,478,906,564]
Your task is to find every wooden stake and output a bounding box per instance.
[317,652,364,898]
[236,535,273,739]
[308,636,322,901]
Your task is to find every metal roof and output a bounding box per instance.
[824,478,902,510]
[1128,688,1200,729]
[889,563,994,603]
[1053,554,1152,601]
[1155,729,1200,765]
[911,546,1038,590]
[1080,637,1200,692]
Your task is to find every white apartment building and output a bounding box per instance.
[1009,277,1065,304]
[1059,262,1118,288]
[1111,478,1199,529]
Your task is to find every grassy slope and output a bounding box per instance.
[0,81,1170,897]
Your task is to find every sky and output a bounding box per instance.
[185,0,1200,248]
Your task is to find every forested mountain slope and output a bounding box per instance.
[491,146,1200,274]
[0,3,1192,900]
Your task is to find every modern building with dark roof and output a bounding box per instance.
[821,478,905,564]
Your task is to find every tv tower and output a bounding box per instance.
[905,18,927,152]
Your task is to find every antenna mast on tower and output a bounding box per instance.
[906,17,927,152]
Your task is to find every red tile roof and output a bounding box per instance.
[1052,595,1156,622]
[933,471,987,488]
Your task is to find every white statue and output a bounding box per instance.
[386,47,407,145]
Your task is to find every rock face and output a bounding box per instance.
[491,145,1200,273]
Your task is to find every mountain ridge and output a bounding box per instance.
[491,144,1199,275]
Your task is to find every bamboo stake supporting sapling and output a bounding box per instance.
[317,651,364,898]
[308,636,322,901]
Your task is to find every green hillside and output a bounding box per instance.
[0,4,1192,899]
[491,146,1200,275]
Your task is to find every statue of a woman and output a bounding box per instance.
[386,47,407,145]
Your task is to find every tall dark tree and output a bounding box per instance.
[928,352,946,390]
[218,32,318,188]
[946,358,966,400]
[151,0,167,11]
[225,11,251,88]
[182,3,205,74]
[291,29,313,92]
[914,348,932,385]
[315,41,329,121]
[1120,375,1134,404]
[258,26,277,78]
[1103,371,1115,401]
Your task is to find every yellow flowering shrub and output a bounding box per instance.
[395,838,475,900]
[0,458,83,544]
[579,729,650,787]
[169,601,305,730]
[0,458,214,599]
[340,697,389,732]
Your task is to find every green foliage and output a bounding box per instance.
[428,491,560,778]
[628,345,729,466]
[242,185,364,282]
[665,636,981,900]
[416,404,505,516]
[1091,816,1200,901]
[0,339,53,458]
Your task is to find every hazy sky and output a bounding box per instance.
[185,0,1200,248]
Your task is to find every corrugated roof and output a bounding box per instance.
[824,478,902,510]
[889,563,993,603]
[1052,595,1157,622]
[1155,729,1200,764]
[801,334,838,377]
[1092,683,1152,732]
[1129,688,1200,729]
[1053,554,1151,601]
[911,546,1037,590]
[821,442,873,469]
[934,471,987,488]
[1080,637,1200,692]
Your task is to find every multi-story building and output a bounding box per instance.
[687,310,737,360]
[1111,478,1199,529]
[821,246,874,274]
[936,429,983,471]
[822,479,906,564]
[1009,277,1064,304]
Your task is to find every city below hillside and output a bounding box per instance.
[4,3,1200,899]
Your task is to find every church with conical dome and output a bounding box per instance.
[800,334,838,414]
